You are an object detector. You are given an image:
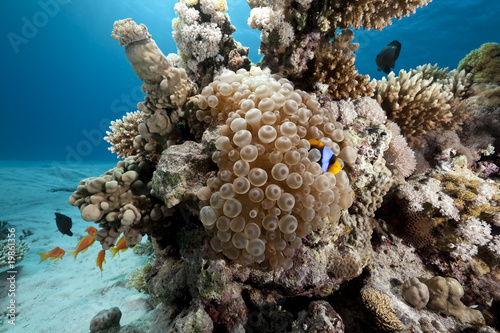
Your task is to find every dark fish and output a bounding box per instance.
[55,212,73,236]
[376,40,401,74]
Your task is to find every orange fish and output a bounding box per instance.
[109,235,128,259]
[96,249,106,276]
[38,247,65,263]
[85,226,97,236]
[68,234,95,259]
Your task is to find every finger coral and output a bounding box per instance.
[193,67,355,270]
[69,156,171,249]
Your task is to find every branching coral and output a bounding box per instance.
[104,111,143,158]
[247,0,430,99]
[373,67,471,147]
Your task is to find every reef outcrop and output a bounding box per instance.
[69,1,500,332]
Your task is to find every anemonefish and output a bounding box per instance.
[96,249,106,276]
[109,235,128,259]
[68,234,96,260]
[308,140,342,175]
[38,247,65,263]
[85,226,97,236]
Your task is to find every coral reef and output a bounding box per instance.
[248,0,431,99]
[172,0,251,84]
[69,1,500,332]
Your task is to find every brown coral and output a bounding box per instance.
[69,155,172,249]
[374,68,471,147]
[361,288,405,332]
[105,111,143,158]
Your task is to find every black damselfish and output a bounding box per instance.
[376,40,401,74]
[55,212,73,236]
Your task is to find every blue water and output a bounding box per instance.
[0,0,498,162]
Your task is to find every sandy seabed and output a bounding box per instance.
[0,161,151,333]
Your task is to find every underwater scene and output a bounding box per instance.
[1,0,500,332]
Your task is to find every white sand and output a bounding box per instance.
[0,161,152,333]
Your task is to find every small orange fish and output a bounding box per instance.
[38,247,65,263]
[85,226,97,236]
[69,234,95,260]
[109,235,128,259]
[96,249,106,276]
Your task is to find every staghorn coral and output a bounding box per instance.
[112,18,197,162]
[409,64,472,98]
[69,155,172,249]
[373,68,471,147]
[104,110,143,158]
[360,287,405,332]
[193,67,356,270]
[458,42,500,85]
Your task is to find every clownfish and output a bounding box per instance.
[68,234,96,260]
[38,247,65,263]
[308,140,341,175]
[85,226,97,236]
[96,249,106,276]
